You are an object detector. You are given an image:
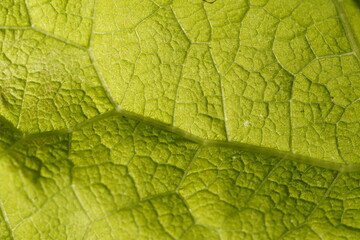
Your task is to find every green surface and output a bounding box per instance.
[0,0,360,239]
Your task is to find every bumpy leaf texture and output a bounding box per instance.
[1,0,360,239]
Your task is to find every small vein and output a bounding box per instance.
[0,26,32,30]
[118,30,142,107]
[24,0,33,27]
[134,7,161,30]
[335,122,348,164]
[71,186,93,221]
[278,171,342,240]
[288,75,295,153]
[170,5,192,126]
[88,0,99,47]
[0,200,14,240]
[86,0,118,108]
[176,146,203,192]
[201,1,212,42]
[172,42,190,126]
[169,6,191,42]
[15,33,47,129]
[333,0,360,61]
[16,77,28,129]
[87,49,118,108]
[148,201,176,240]
[94,191,175,221]
[207,44,230,141]
[243,156,285,207]
[32,27,88,50]
[179,224,194,240]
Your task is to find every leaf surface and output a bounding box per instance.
[1,0,360,239]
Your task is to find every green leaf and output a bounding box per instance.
[1,0,360,239]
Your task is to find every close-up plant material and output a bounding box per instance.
[0,0,360,239]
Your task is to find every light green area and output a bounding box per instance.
[0,29,113,133]
[1,112,360,239]
[0,0,30,27]
[90,0,360,164]
[27,0,95,46]
[94,0,158,32]
[0,0,360,239]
